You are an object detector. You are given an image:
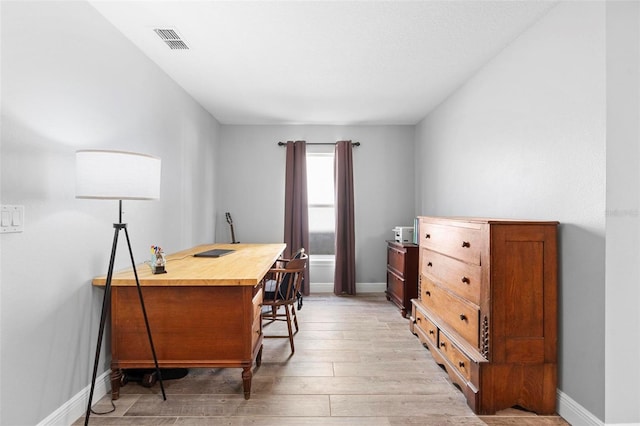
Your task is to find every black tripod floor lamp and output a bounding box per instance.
[76,150,166,425]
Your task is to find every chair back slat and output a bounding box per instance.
[263,253,307,302]
[278,257,306,300]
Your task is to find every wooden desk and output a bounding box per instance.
[92,243,286,400]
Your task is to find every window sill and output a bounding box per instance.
[309,254,335,265]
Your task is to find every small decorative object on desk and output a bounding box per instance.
[150,245,166,274]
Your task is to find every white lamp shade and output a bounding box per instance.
[76,150,161,200]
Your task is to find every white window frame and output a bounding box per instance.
[306,146,335,256]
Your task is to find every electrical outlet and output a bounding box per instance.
[0,205,24,233]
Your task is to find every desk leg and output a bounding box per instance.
[242,367,252,400]
[110,367,122,400]
[256,344,263,367]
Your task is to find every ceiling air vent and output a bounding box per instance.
[153,28,189,50]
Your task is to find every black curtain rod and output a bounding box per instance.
[277,141,360,147]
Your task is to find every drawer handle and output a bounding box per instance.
[459,314,467,321]
[416,317,421,322]
[425,291,431,297]
[461,277,470,284]
[458,361,465,368]
[440,342,446,348]
[462,241,470,248]
[425,233,431,239]
[427,262,433,267]
[429,329,435,335]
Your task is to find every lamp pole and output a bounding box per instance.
[84,201,166,425]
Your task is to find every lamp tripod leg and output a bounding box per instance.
[84,227,120,426]
[123,226,166,400]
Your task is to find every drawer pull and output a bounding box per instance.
[425,291,431,297]
[427,262,433,267]
[462,241,470,248]
[440,342,446,348]
[429,329,435,335]
[425,233,431,239]
[461,276,470,284]
[458,361,465,368]
[459,314,467,321]
[416,317,421,322]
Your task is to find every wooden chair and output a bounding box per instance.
[261,249,308,354]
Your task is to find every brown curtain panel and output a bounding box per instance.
[334,140,356,295]
[284,140,310,295]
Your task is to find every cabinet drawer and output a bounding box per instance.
[252,287,263,321]
[421,249,481,305]
[251,315,261,350]
[387,245,406,276]
[422,277,479,348]
[419,222,482,265]
[415,309,438,346]
[252,287,263,350]
[387,270,404,297]
[438,332,472,381]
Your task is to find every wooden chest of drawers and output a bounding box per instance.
[410,217,558,415]
[386,240,418,317]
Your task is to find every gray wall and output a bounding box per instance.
[216,125,415,287]
[415,2,638,424]
[605,1,640,424]
[0,2,220,425]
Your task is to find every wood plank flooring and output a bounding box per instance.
[76,294,569,425]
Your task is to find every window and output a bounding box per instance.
[307,151,335,255]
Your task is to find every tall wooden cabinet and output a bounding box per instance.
[386,241,418,317]
[410,217,558,415]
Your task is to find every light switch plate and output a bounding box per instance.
[1,205,24,233]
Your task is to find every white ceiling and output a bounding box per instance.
[89,1,557,125]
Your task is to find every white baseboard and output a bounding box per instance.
[310,282,334,293]
[310,282,386,293]
[357,282,386,293]
[37,371,110,426]
[558,390,640,425]
[557,389,604,426]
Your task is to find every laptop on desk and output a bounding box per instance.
[193,249,235,258]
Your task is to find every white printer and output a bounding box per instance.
[393,226,414,243]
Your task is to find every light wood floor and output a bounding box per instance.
[76,294,569,425]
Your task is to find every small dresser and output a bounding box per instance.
[385,240,418,317]
[410,217,558,415]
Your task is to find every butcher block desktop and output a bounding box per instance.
[92,243,286,400]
